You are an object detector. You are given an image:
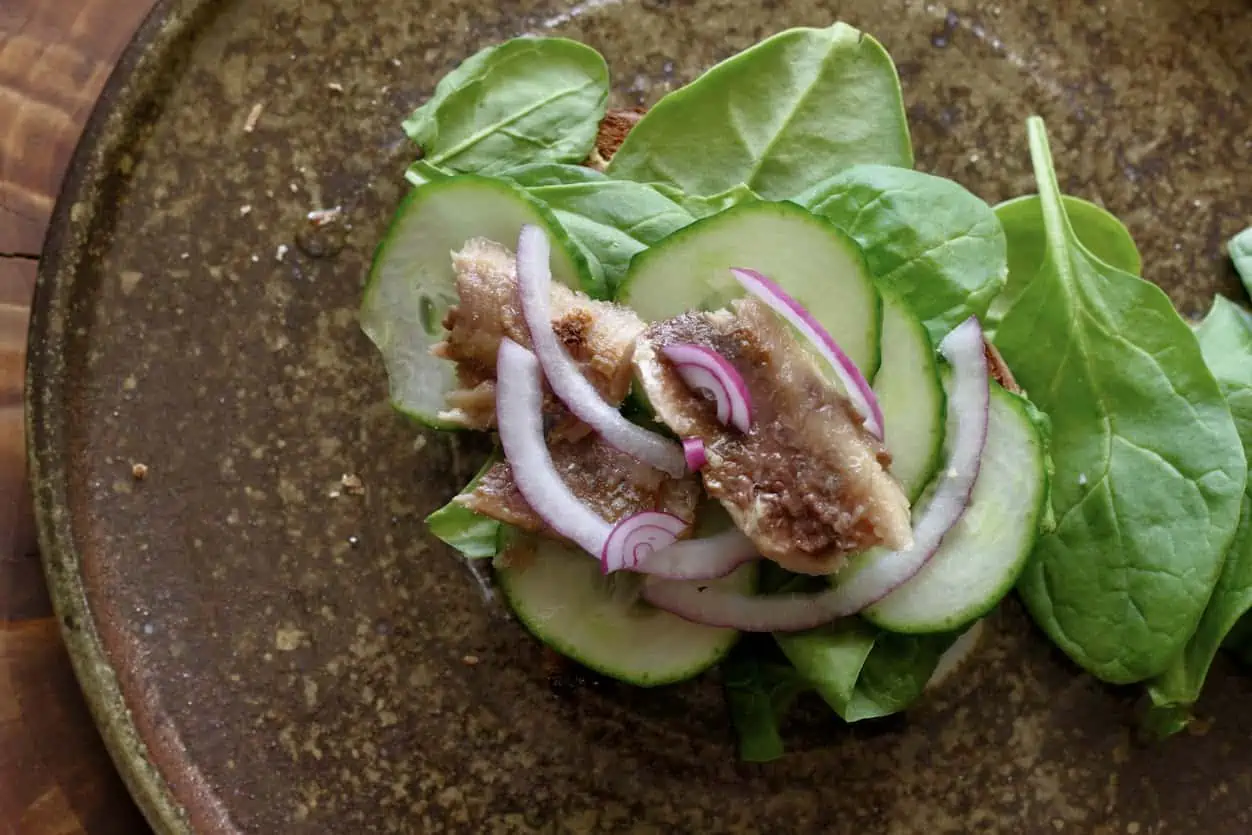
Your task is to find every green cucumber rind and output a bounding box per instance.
[360,175,599,429]
[617,200,884,382]
[496,539,756,687]
[875,289,946,502]
[862,383,1050,634]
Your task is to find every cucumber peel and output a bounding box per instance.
[497,538,755,686]
[360,175,597,428]
[874,290,945,501]
[618,200,883,381]
[862,383,1050,634]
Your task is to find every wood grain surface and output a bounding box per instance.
[1,1,157,832]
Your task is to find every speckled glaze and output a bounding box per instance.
[26,0,1252,832]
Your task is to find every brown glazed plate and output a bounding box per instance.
[26,0,1252,832]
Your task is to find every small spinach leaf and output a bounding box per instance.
[1000,118,1246,684]
[1231,226,1252,297]
[775,620,958,722]
[501,164,695,293]
[990,193,1142,330]
[522,180,695,293]
[995,194,1143,279]
[402,38,609,176]
[606,24,912,200]
[721,640,810,763]
[796,164,1007,340]
[1146,297,1252,733]
[425,453,508,559]
[404,159,452,187]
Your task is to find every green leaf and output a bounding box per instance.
[849,631,960,719]
[517,172,696,293]
[995,193,1143,278]
[500,163,696,293]
[425,453,508,559]
[721,641,810,763]
[403,159,451,187]
[401,160,689,293]
[402,38,609,176]
[1231,226,1252,298]
[653,183,763,218]
[606,24,912,200]
[999,117,1246,684]
[498,162,607,187]
[775,621,957,722]
[1145,297,1252,732]
[796,164,1007,341]
[990,193,1143,330]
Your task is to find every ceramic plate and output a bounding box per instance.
[28,0,1252,831]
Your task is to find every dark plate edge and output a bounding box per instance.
[25,1,217,834]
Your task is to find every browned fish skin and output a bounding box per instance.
[456,435,701,539]
[431,238,644,429]
[633,297,913,575]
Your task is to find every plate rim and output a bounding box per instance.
[26,1,218,833]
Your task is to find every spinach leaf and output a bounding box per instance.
[999,118,1246,684]
[721,640,810,763]
[776,620,957,722]
[606,24,912,200]
[403,160,691,292]
[995,193,1143,279]
[654,183,763,218]
[796,164,1007,340]
[425,453,508,559]
[520,177,695,293]
[402,38,609,176]
[1145,297,1252,733]
[990,193,1143,331]
[1231,226,1252,297]
[404,159,450,187]
[498,162,606,187]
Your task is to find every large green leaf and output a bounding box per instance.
[999,118,1246,684]
[1145,297,1252,733]
[606,24,912,200]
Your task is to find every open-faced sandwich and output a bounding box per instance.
[361,23,1252,759]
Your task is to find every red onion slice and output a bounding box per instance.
[682,437,708,471]
[641,317,990,632]
[633,529,760,581]
[600,511,686,574]
[516,225,686,477]
[495,338,612,556]
[660,343,752,433]
[730,267,884,439]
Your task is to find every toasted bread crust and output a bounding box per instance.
[984,340,1021,394]
[585,108,645,170]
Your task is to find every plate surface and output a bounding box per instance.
[28,0,1252,832]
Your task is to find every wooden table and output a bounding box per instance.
[1,1,157,832]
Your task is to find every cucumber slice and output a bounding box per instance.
[360,175,597,428]
[861,383,1049,633]
[618,201,882,380]
[497,524,756,687]
[874,290,945,501]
